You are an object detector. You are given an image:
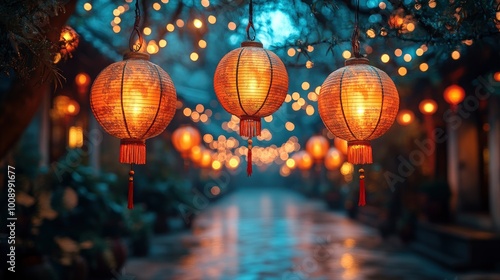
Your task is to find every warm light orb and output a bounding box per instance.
[293,151,313,171]
[199,149,213,168]
[66,100,80,116]
[380,54,390,63]
[193,19,203,29]
[75,72,91,92]
[324,147,343,170]
[340,162,354,176]
[397,109,414,125]
[493,72,500,82]
[306,135,330,162]
[212,160,222,170]
[190,146,203,164]
[443,84,465,108]
[285,158,296,169]
[172,125,201,158]
[419,99,438,115]
[59,26,79,57]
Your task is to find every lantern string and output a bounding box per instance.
[128,165,135,209]
[358,167,366,206]
[129,0,143,52]
[351,0,361,58]
[247,139,253,176]
[246,0,256,41]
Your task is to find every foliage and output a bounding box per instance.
[0,0,67,84]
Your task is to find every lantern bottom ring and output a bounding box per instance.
[120,139,146,164]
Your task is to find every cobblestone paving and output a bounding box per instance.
[125,188,500,280]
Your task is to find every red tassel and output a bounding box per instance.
[247,139,253,176]
[128,169,135,209]
[358,168,366,206]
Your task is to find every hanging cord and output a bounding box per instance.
[358,167,366,206]
[246,0,256,41]
[247,139,253,176]
[351,0,361,58]
[129,0,143,52]
[128,165,135,209]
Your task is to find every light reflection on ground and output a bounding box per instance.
[125,188,500,280]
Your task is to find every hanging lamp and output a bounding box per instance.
[213,0,289,176]
[172,125,201,168]
[90,0,177,209]
[305,135,330,164]
[318,0,399,206]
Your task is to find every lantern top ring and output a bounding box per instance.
[241,41,263,48]
[345,57,369,66]
[123,52,150,61]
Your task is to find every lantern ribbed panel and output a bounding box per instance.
[213,43,288,119]
[318,59,399,142]
[90,54,176,141]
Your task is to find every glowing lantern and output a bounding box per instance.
[318,6,399,205]
[66,99,80,116]
[443,84,465,111]
[324,147,343,170]
[172,126,201,159]
[90,0,177,209]
[319,57,399,166]
[68,126,83,148]
[90,51,176,208]
[199,149,213,168]
[306,135,330,163]
[397,109,414,126]
[59,26,79,58]
[75,72,91,94]
[293,151,313,171]
[419,99,437,115]
[494,72,500,82]
[190,146,203,165]
[213,0,288,176]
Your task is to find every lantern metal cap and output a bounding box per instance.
[241,41,263,48]
[345,57,369,66]
[123,52,150,61]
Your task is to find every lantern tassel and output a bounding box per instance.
[358,168,366,206]
[120,139,146,164]
[348,141,373,165]
[247,139,253,176]
[240,116,261,138]
[128,167,135,209]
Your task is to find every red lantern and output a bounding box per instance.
[318,5,399,205]
[443,84,465,111]
[172,125,201,160]
[90,52,176,208]
[324,147,343,171]
[90,1,177,209]
[306,135,330,163]
[213,0,288,176]
[293,151,313,171]
[213,41,288,176]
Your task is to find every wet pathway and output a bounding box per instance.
[125,188,498,280]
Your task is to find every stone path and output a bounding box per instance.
[124,188,500,280]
